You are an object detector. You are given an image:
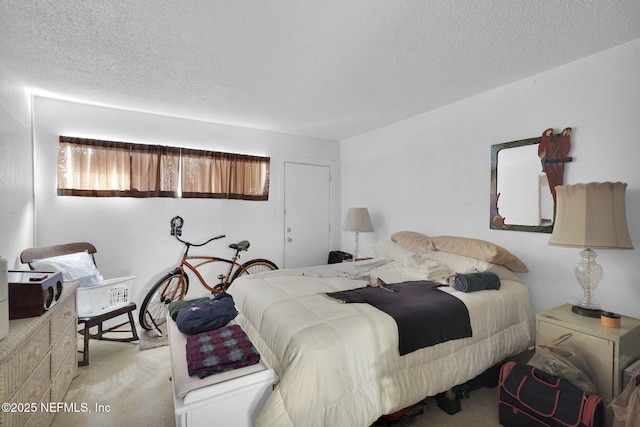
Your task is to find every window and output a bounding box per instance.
[57,136,270,200]
[181,149,270,200]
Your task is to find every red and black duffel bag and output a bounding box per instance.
[498,361,604,427]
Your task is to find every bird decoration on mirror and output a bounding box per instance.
[538,127,573,205]
[491,192,507,230]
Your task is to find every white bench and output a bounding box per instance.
[168,318,277,427]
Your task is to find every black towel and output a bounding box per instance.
[452,272,501,292]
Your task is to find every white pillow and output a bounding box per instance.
[372,240,414,263]
[32,251,104,288]
[423,250,492,273]
[423,251,522,282]
[405,254,455,283]
[371,241,455,284]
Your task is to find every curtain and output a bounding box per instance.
[181,149,270,200]
[130,144,180,197]
[58,136,269,200]
[227,153,270,200]
[181,149,229,198]
[57,136,179,197]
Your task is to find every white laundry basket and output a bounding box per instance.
[76,276,135,317]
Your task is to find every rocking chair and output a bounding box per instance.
[20,242,138,366]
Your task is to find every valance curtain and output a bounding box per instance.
[228,153,271,200]
[130,144,180,197]
[57,136,269,200]
[181,149,270,200]
[58,138,129,196]
[58,136,179,197]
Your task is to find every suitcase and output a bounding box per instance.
[498,361,604,427]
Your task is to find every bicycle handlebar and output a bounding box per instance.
[169,216,226,247]
[174,231,226,247]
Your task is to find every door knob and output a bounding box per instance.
[287,237,293,242]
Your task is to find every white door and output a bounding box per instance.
[284,162,331,268]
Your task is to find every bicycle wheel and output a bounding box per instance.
[230,258,278,283]
[139,270,189,331]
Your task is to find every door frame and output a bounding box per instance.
[279,156,338,267]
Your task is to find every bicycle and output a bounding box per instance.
[138,216,278,333]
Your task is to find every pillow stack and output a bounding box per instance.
[390,231,528,273]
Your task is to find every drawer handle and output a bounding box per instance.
[65,337,75,350]
[60,339,71,351]
[540,313,560,321]
[28,348,42,360]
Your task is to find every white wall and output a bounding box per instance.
[341,38,640,318]
[31,97,340,305]
[0,66,33,268]
[3,38,639,321]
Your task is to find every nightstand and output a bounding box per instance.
[536,304,640,400]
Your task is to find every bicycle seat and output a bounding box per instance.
[229,240,250,251]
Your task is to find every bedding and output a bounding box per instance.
[389,231,529,273]
[326,281,472,355]
[390,230,435,254]
[228,242,535,427]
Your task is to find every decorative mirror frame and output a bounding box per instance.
[490,136,553,233]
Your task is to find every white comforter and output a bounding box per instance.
[229,258,534,427]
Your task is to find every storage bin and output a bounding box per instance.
[168,318,277,427]
[76,276,134,317]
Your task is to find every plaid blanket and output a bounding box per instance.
[185,324,260,378]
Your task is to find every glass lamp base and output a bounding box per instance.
[574,248,604,315]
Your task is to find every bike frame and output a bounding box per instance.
[139,216,277,334]
[170,241,244,295]
[181,254,242,291]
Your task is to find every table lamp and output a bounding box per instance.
[342,208,374,260]
[548,182,633,317]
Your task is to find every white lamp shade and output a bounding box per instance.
[342,208,374,232]
[549,182,633,249]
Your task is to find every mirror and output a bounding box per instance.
[490,133,571,233]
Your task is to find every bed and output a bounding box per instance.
[228,232,535,426]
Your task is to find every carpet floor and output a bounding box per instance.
[53,329,522,426]
[52,336,175,427]
[138,323,169,351]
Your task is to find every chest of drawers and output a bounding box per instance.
[0,282,77,427]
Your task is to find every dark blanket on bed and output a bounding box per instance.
[326,281,472,355]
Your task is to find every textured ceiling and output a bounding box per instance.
[2,0,640,140]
